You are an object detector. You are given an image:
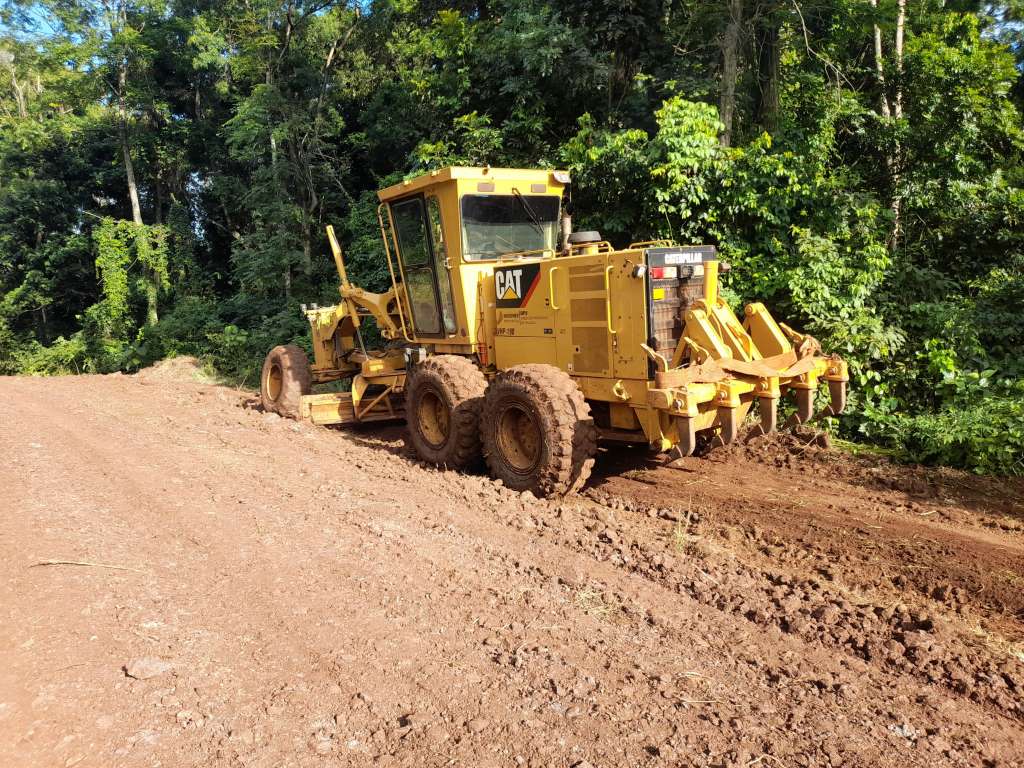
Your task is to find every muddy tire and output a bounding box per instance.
[405,355,487,470]
[260,345,312,419]
[481,364,597,497]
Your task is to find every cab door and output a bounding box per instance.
[389,196,457,338]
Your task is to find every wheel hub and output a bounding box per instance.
[266,362,283,402]
[496,403,542,473]
[417,389,450,448]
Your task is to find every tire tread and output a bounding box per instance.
[405,355,487,469]
[481,364,596,496]
[260,344,312,419]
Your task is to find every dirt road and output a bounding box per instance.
[1,361,1022,767]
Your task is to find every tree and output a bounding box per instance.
[0,0,1022,471]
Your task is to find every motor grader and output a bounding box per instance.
[260,167,849,496]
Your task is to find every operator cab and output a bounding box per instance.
[377,167,569,347]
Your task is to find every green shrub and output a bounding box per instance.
[864,378,1024,475]
[15,335,89,376]
[203,302,310,385]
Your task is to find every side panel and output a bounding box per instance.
[459,262,498,364]
[607,250,649,381]
[490,250,650,386]
[493,336,557,368]
[559,254,614,377]
[493,261,557,366]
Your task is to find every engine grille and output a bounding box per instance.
[645,246,717,364]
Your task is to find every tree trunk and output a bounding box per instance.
[155,172,163,226]
[301,211,312,277]
[889,0,907,251]
[869,0,891,118]
[893,0,905,121]
[145,279,159,326]
[40,304,49,344]
[718,0,743,146]
[118,60,143,228]
[300,174,318,276]
[118,55,160,324]
[37,225,48,337]
[10,71,27,118]
[869,0,905,253]
[754,14,780,133]
[265,54,291,298]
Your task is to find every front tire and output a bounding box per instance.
[481,364,597,497]
[405,355,487,470]
[260,345,312,418]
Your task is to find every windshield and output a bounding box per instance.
[461,194,560,261]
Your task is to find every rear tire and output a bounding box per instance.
[405,355,487,470]
[260,345,312,419]
[481,364,597,497]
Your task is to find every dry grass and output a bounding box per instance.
[574,586,618,620]
[671,506,712,559]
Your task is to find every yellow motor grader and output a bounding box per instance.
[260,167,848,496]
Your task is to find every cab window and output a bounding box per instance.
[461,194,560,261]
[392,198,441,335]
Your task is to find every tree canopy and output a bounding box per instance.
[1,0,1023,472]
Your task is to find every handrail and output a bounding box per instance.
[627,239,677,250]
[567,240,614,257]
[376,202,413,343]
[495,247,555,261]
[548,266,560,310]
[604,265,617,335]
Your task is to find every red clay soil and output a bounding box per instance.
[1,360,1022,768]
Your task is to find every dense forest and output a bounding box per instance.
[1,0,1022,472]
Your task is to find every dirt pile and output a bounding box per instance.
[133,355,212,385]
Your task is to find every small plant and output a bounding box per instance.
[670,507,711,559]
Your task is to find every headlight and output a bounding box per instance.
[552,171,571,184]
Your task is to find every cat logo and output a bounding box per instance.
[496,268,523,300]
[494,263,541,308]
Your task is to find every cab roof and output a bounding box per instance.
[377,166,569,202]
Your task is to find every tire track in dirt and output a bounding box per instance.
[593,442,1024,643]
[325,428,1024,760]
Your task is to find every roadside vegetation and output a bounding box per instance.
[1,0,1022,473]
